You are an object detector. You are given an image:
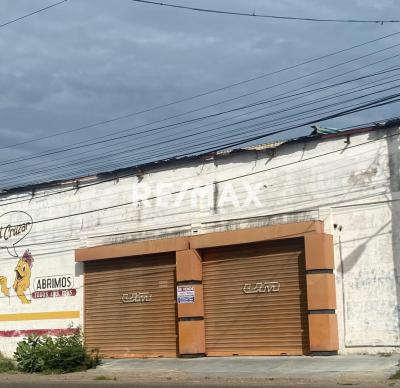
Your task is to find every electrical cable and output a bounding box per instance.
[0,0,67,29]
[3,92,397,199]
[2,29,400,151]
[27,126,400,225]
[3,83,400,187]
[3,41,400,171]
[3,71,400,182]
[0,114,396,207]
[130,0,400,24]
[4,56,400,181]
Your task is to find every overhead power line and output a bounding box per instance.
[1,58,399,188]
[0,0,67,29]
[2,86,399,188]
[4,65,397,180]
[26,128,400,226]
[1,75,397,169]
[0,115,395,207]
[131,0,400,24]
[1,29,400,152]
[3,39,400,171]
[4,71,400,182]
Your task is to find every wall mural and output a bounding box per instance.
[0,211,81,341]
[32,275,77,300]
[0,211,77,305]
[0,250,34,304]
[0,211,33,258]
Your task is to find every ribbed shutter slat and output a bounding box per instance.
[202,238,309,356]
[84,253,177,358]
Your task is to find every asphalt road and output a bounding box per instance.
[0,383,390,388]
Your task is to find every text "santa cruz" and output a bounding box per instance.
[0,222,32,241]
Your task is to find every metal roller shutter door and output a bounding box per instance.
[84,253,177,358]
[202,238,309,356]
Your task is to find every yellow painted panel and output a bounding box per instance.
[0,311,80,321]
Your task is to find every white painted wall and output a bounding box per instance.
[0,126,398,356]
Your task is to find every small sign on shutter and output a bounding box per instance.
[177,286,195,304]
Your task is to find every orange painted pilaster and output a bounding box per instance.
[308,314,339,351]
[176,249,202,282]
[304,233,339,353]
[304,233,334,270]
[306,273,337,311]
[175,249,205,356]
[178,320,206,355]
[177,284,204,318]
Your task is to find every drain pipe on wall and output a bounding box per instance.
[337,231,348,349]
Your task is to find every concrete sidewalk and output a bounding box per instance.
[87,355,400,384]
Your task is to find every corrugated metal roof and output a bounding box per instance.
[310,125,340,135]
[2,118,400,195]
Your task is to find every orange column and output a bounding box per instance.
[305,233,339,353]
[176,249,205,356]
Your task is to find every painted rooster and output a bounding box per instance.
[0,250,34,304]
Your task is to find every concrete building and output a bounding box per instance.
[0,121,399,357]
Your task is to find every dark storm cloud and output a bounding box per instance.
[0,0,399,187]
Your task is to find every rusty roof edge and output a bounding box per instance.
[1,120,398,196]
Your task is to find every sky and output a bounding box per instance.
[0,0,400,188]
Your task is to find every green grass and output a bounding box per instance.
[0,353,16,373]
[93,375,117,381]
[389,369,400,380]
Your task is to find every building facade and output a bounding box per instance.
[0,123,399,357]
